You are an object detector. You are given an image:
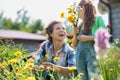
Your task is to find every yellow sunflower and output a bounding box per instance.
[67,13,76,23]
[60,11,65,18]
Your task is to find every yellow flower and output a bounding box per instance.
[4,69,10,74]
[67,7,74,13]
[16,70,22,76]
[27,59,34,63]
[60,2,79,27]
[68,66,76,71]
[2,61,8,67]
[14,51,22,56]
[8,58,19,64]
[67,13,76,23]
[45,54,49,59]
[16,72,22,76]
[23,63,34,70]
[25,76,35,80]
[53,57,60,61]
[55,67,60,72]
[60,11,65,18]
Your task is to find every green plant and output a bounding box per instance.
[98,39,120,80]
[0,39,81,80]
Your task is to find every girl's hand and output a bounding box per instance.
[73,27,79,35]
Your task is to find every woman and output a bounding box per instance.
[36,20,76,80]
[72,0,106,80]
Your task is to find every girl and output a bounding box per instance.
[72,0,106,80]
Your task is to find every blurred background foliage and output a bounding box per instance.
[0,9,44,34]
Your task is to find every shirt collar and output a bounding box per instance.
[49,42,67,53]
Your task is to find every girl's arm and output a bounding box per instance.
[76,16,106,42]
[77,35,95,41]
[72,34,78,48]
[72,22,83,48]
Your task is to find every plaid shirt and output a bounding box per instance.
[36,41,76,67]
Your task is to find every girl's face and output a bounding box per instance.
[50,23,67,41]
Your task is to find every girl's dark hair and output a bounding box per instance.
[45,20,62,43]
[78,0,96,35]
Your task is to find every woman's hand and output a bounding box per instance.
[73,27,79,35]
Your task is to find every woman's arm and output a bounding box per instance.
[54,65,77,75]
[40,62,77,75]
[40,49,77,75]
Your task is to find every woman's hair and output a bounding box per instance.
[78,0,96,35]
[45,20,62,43]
